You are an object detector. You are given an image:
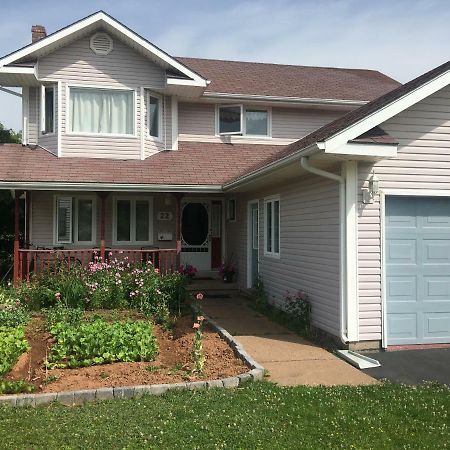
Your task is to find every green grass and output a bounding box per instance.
[0,382,449,449]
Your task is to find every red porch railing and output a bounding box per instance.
[16,247,180,282]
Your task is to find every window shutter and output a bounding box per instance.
[57,197,73,244]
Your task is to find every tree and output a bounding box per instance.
[0,122,21,144]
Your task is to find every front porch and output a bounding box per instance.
[11,189,231,284]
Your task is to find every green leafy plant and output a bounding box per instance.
[0,304,29,328]
[191,315,206,373]
[284,290,311,333]
[48,318,158,368]
[0,379,34,395]
[0,326,29,376]
[253,276,270,310]
[45,303,83,330]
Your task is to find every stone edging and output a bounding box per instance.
[0,314,265,407]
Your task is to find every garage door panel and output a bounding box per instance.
[386,196,450,345]
[387,314,417,341]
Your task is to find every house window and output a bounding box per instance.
[227,199,236,221]
[264,196,280,257]
[41,85,55,134]
[113,197,153,244]
[69,87,134,135]
[148,93,161,139]
[55,196,96,245]
[217,105,270,136]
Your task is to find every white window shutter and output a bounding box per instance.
[56,197,73,244]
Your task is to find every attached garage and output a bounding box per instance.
[385,196,450,345]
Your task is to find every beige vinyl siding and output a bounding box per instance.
[178,102,345,144]
[37,34,169,159]
[38,85,58,155]
[28,87,39,145]
[227,172,341,337]
[357,84,450,341]
[30,191,178,249]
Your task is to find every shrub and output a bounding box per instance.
[284,291,311,333]
[48,318,158,368]
[0,326,29,376]
[0,379,34,395]
[46,303,83,330]
[0,304,29,328]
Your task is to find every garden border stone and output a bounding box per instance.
[0,313,265,407]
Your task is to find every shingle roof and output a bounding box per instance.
[176,57,400,101]
[0,142,284,186]
[233,59,450,179]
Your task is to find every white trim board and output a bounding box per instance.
[0,11,208,88]
[246,199,259,289]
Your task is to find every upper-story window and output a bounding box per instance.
[148,93,162,139]
[217,105,270,137]
[69,87,135,136]
[41,85,55,134]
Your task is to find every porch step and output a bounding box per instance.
[186,278,239,297]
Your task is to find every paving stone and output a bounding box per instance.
[238,373,253,385]
[149,384,169,395]
[222,377,239,388]
[206,379,224,388]
[73,390,96,405]
[56,391,74,406]
[95,387,114,401]
[133,385,152,398]
[187,381,207,390]
[249,368,264,380]
[167,382,187,391]
[0,395,17,406]
[34,393,57,407]
[114,386,135,399]
[15,394,35,407]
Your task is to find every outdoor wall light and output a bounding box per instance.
[362,173,380,204]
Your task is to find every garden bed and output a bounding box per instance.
[4,312,246,394]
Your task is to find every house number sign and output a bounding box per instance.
[157,211,173,221]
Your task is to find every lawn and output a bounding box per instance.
[1,381,448,449]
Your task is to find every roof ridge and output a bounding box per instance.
[176,55,397,77]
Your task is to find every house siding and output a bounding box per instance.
[227,172,341,337]
[357,84,450,341]
[30,191,179,249]
[178,102,345,144]
[36,34,170,159]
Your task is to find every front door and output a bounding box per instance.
[181,200,211,271]
[248,201,259,287]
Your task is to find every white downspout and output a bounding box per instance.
[300,156,349,344]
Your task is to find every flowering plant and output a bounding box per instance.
[178,264,197,278]
[191,315,206,372]
[219,256,236,282]
[284,290,311,332]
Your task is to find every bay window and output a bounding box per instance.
[113,197,153,245]
[217,104,270,136]
[41,85,55,134]
[264,196,280,257]
[55,196,96,245]
[148,93,161,139]
[69,87,134,135]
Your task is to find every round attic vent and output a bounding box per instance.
[90,32,113,55]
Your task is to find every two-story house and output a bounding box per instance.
[1,11,449,350]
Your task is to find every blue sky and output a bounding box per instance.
[0,0,449,130]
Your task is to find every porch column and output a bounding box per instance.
[99,193,108,261]
[25,191,31,248]
[173,193,183,266]
[13,190,21,286]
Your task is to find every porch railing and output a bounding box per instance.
[17,247,180,282]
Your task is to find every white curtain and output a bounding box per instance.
[70,88,134,134]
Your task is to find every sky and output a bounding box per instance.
[0,0,449,131]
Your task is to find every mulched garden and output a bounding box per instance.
[0,257,246,395]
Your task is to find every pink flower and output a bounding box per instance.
[55,292,61,300]
[155,268,160,274]
[196,292,204,301]
[192,323,200,329]
[197,315,205,322]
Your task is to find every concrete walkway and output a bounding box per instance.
[203,296,377,386]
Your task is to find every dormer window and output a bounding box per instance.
[217,105,270,137]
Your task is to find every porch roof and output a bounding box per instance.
[0,142,283,189]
